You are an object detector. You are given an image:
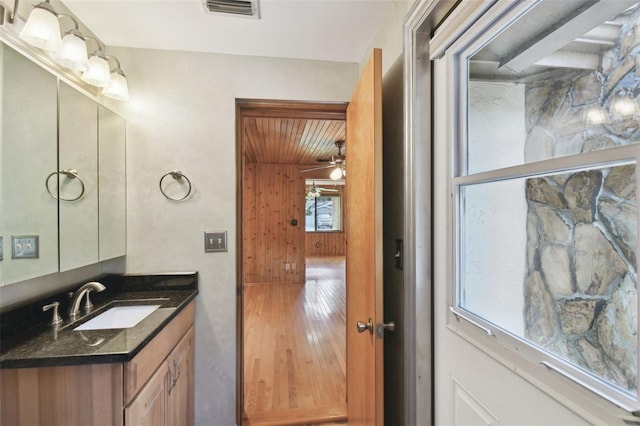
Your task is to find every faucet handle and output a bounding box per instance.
[42,301,63,326]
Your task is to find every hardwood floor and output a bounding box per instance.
[243,256,347,426]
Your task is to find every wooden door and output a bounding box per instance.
[346,48,384,425]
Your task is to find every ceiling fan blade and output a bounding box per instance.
[301,165,333,173]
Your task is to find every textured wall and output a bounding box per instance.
[104,46,358,425]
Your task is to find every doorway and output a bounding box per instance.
[236,99,349,426]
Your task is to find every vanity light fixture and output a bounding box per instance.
[19,0,61,52]
[102,55,129,101]
[55,15,89,72]
[81,37,112,88]
[14,2,130,100]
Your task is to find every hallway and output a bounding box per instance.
[243,256,347,426]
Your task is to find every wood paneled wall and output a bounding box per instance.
[305,232,346,256]
[243,163,306,284]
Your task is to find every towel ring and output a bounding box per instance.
[159,170,192,201]
[45,169,85,202]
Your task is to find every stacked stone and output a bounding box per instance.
[522,7,640,392]
[524,168,637,391]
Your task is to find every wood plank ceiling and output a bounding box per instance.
[243,117,346,165]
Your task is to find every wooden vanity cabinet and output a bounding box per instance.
[125,326,195,426]
[0,301,195,426]
[124,301,195,426]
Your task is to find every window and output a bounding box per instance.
[451,0,640,411]
[305,195,342,232]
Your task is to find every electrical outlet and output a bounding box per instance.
[204,231,227,252]
[12,235,39,259]
[285,262,290,271]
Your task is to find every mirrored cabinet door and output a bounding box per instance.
[98,105,126,260]
[1,43,58,285]
[58,82,99,272]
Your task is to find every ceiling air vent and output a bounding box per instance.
[202,0,260,18]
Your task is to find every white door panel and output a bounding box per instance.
[433,52,588,426]
[451,378,499,426]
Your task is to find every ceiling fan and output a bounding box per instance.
[301,140,346,179]
[306,181,339,199]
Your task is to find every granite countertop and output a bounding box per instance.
[0,273,198,369]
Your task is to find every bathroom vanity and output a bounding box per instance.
[0,273,198,426]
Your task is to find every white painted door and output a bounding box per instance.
[430,1,640,425]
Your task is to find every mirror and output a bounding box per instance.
[58,81,99,271]
[1,42,58,284]
[98,105,126,260]
[0,42,126,286]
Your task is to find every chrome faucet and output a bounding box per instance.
[69,281,106,321]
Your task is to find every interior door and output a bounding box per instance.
[346,48,384,425]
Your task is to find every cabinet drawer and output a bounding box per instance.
[124,301,194,404]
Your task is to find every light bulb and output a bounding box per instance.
[330,166,343,180]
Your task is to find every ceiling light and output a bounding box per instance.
[19,1,62,52]
[330,166,344,181]
[102,56,129,101]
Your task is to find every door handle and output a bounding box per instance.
[376,321,395,339]
[356,318,373,334]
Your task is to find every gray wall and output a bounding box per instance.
[106,47,358,425]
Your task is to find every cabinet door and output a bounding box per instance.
[58,82,98,271]
[166,326,194,426]
[98,105,126,260]
[1,42,58,285]
[125,362,167,426]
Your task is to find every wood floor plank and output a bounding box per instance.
[244,256,346,425]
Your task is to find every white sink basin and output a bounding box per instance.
[74,305,161,331]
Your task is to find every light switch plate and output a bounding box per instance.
[12,235,39,259]
[204,231,227,252]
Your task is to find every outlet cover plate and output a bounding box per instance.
[12,235,39,259]
[205,231,227,252]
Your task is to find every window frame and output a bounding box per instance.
[442,0,640,413]
[305,194,343,233]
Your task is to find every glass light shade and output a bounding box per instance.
[19,7,62,52]
[56,33,89,72]
[330,166,343,180]
[584,105,610,126]
[102,71,130,101]
[610,95,639,121]
[81,55,112,87]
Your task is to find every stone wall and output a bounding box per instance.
[523,8,639,392]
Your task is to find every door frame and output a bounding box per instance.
[402,1,464,424]
[235,98,348,424]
